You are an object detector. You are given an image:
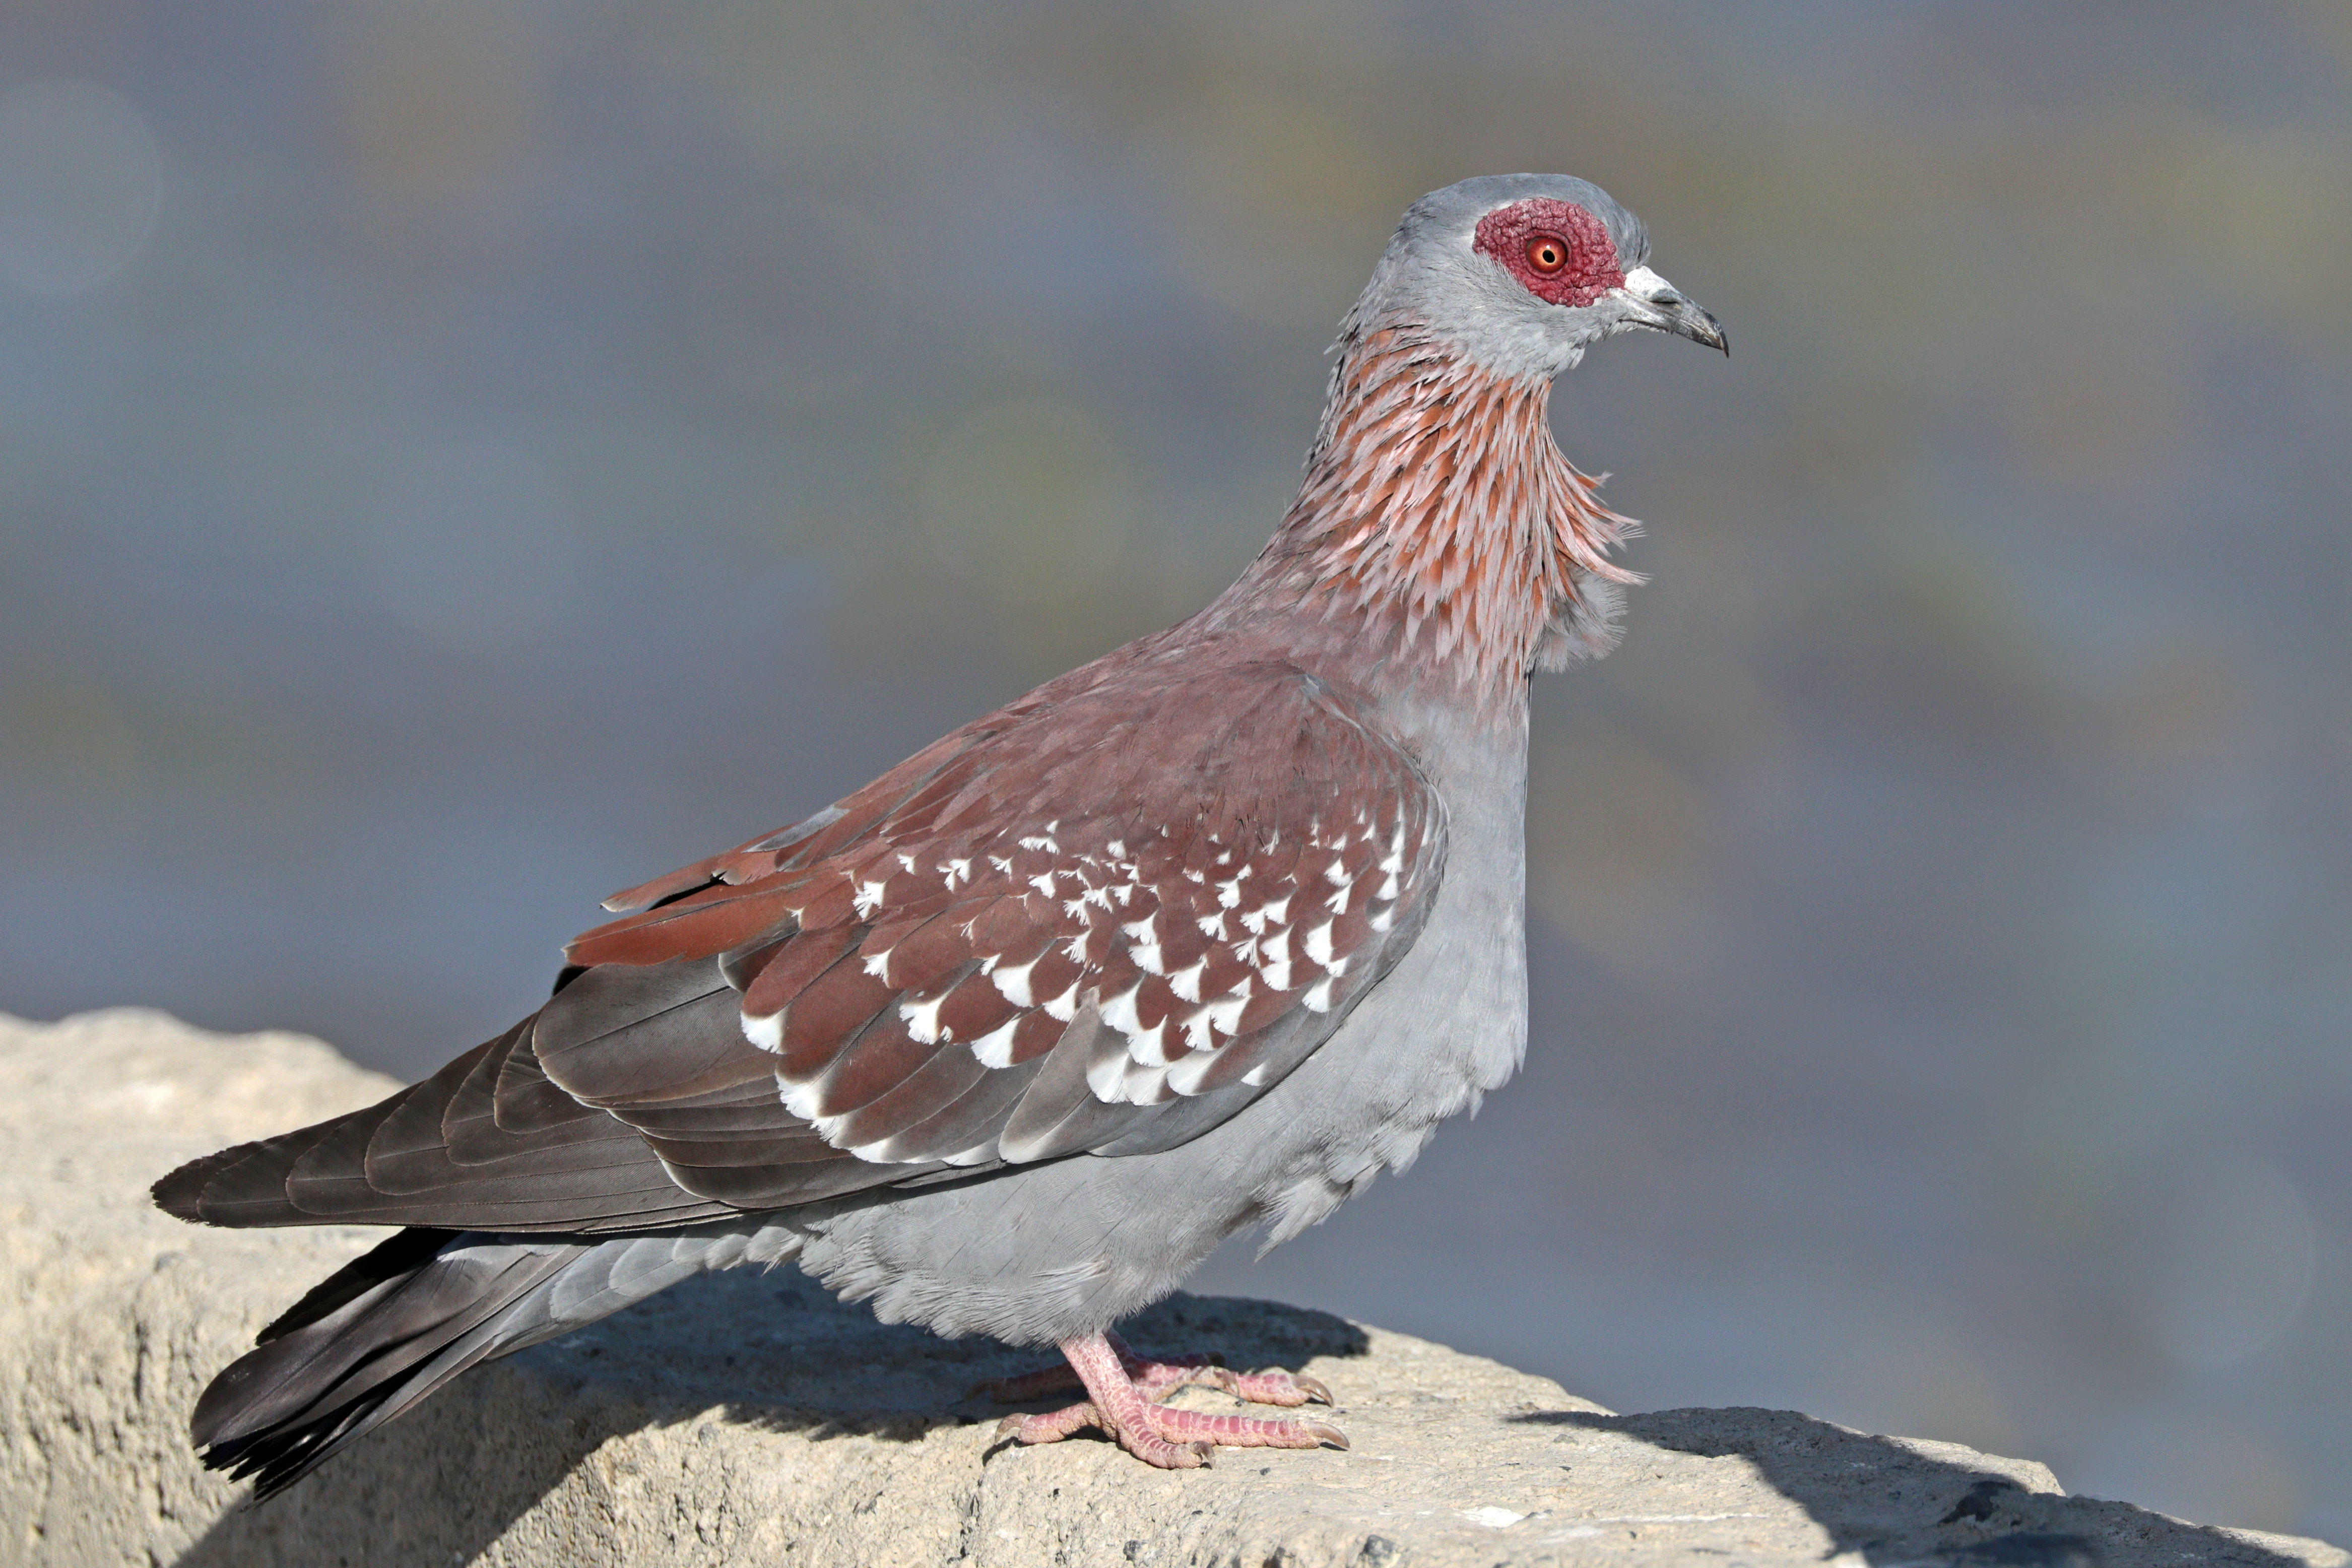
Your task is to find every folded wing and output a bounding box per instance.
[158,654,1446,1233]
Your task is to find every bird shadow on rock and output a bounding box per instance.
[1510,1406,2319,1567]
[170,1274,1364,1568]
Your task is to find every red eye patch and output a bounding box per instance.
[1472,198,1624,308]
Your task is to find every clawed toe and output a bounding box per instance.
[1205,1366,1333,1407]
[988,1332,1348,1469]
[996,1394,1347,1466]
[1146,1401,1348,1451]
[986,1328,1335,1413]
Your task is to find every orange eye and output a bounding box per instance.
[1525,234,1569,274]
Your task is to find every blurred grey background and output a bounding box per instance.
[1,0,2345,1539]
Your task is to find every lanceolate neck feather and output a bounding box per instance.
[1210,314,1640,708]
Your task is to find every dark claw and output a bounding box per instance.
[1293,1374,1333,1405]
[1308,1421,1350,1450]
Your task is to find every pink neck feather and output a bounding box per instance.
[1225,320,1639,700]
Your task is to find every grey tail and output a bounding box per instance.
[194,1224,766,1500]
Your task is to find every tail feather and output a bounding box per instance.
[191,1222,796,1500]
[195,1231,583,1498]
[255,1226,458,1344]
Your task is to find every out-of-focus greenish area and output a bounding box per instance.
[1,0,2344,1540]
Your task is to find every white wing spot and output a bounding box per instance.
[1097,1055,1178,1105]
[1166,955,1208,1004]
[1257,928,1293,991]
[1180,990,1249,1050]
[970,1018,1023,1069]
[853,878,889,918]
[1123,912,1164,974]
[901,992,947,1043]
[1085,1048,1127,1102]
[1127,1017,1172,1065]
[992,956,1038,1007]
[1166,1048,1218,1095]
[1100,981,1145,1036]
[779,1077,827,1124]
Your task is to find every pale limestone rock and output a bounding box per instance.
[1,1009,2342,1568]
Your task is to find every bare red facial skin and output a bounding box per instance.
[1472,199,1624,308]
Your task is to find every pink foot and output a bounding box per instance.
[991,1332,1348,1469]
[982,1329,1333,1408]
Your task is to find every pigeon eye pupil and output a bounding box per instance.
[1525,235,1569,274]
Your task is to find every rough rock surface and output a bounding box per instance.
[1,1008,2341,1568]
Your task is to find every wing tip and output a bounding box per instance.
[151,1157,211,1222]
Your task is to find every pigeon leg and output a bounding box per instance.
[995,1332,1348,1468]
[981,1328,1333,1408]
[1107,1330,1335,1408]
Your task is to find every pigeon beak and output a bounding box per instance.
[1617,266,1729,356]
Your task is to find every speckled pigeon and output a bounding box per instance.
[155,173,1725,1493]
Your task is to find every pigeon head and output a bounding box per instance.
[1347,173,1726,378]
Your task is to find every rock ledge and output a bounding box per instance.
[1,1009,2341,1568]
